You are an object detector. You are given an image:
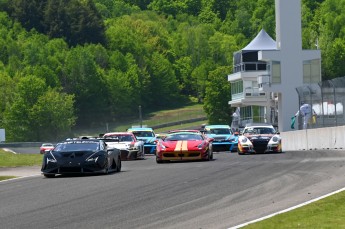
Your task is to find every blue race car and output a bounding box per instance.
[127,127,157,154]
[203,125,238,152]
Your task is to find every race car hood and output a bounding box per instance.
[206,134,237,141]
[243,134,273,140]
[160,140,204,151]
[136,136,156,143]
[106,141,132,150]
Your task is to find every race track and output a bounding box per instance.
[1,150,345,229]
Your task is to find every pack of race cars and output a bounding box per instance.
[41,123,282,177]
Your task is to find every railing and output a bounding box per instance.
[244,87,266,97]
[233,62,267,73]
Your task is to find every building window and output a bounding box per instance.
[303,59,321,84]
[271,61,281,83]
[231,80,243,96]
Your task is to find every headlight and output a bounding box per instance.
[272,136,279,142]
[86,153,99,162]
[241,138,248,143]
[46,152,57,164]
[160,143,166,151]
[197,143,204,149]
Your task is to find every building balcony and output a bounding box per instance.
[233,62,267,73]
[230,87,269,107]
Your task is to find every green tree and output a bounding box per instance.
[61,46,108,124]
[30,88,76,141]
[3,76,47,141]
[146,52,181,108]
[316,0,345,79]
[203,66,232,124]
[0,73,15,125]
[9,0,47,33]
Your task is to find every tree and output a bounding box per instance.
[3,76,47,141]
[0,72,15,125]
[9,0,47,33]
[61,46,108,124]
[30,88,76,141]
[146,52,181,108]
[203,66,232,124]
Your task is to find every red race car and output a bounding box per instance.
[39,143,55,154]
[155,131,213,163]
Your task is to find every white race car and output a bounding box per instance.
[237,123,282,155]
[102,132,145,160]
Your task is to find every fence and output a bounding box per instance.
[295,76,345,130]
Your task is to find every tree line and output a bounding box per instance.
[0,0,341,141]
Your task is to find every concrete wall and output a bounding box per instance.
[281,125,345,151]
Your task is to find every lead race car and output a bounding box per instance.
[155,131,213,163]
[41,138,121,178]
[237,123,282,155]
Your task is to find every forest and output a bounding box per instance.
[0,0,342,141]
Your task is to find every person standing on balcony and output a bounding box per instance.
[294,103,316,129]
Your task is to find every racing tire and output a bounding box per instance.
[116,157,122,172]
[156,157,163,164]
[237,149,244,155]
[43,174,55,178]
[104,160,109,174]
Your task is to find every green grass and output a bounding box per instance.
[114,104,206,131]
[75,104,206,136]
[0,149,43,167]
[244,191,345,229]
[0,176,16,181]
[153,120,207,133]
[0,149,42,181]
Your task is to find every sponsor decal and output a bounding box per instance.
[174,141,188,151]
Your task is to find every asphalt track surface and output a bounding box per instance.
[1,150,345,229]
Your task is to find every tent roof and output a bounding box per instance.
[242,29,276,51]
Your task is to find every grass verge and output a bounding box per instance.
[0,149,42,167]
[0,176,16,181]
[243,190,345,228]
[75,104,206,136]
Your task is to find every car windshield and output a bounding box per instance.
[165,133,203,141]
[132,131,154,137]
[54,141,99,151]
[244,127,276,135]
[207,128,232,135]
[42,143,53,147]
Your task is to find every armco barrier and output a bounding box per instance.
[0,142,44,148]
[281,125,345,151]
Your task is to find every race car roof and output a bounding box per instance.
[204,125,231,129]
[127,127,153,131]
[245,123,274,128]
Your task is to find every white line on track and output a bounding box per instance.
[0,174,41,183]
[2,148,17,154]
[228,186,345,229]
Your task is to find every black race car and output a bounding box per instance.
[41,138,121,178]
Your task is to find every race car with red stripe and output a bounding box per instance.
[155,131,213,163]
